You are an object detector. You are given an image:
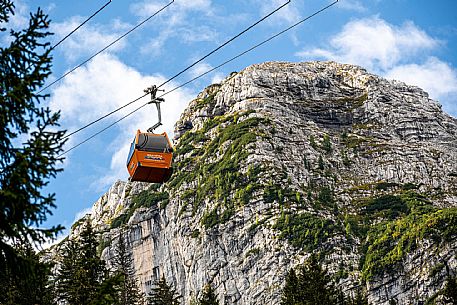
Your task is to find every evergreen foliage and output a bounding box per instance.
[281,268,300,305]
[273,212,339,251]
[198,284,219,305]
[112,233,145,305]
[0,244,56,305]
[361,204,457,280]
[317,187,334,205]
[0,2,65,302]
[318,155,325,170]
[309,135,317,149]
[170,113,268,227]
[322,134,332,153]
[147,277,181,305]
[55,220,118,305]
[280,256,359,305]
[0,0,65,253]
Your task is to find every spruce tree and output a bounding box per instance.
[0,2,65,303]
[112,233,145,305]
[1,244,56,305]
[296,256,336,304]
[56,219,114,305]
[280,256,347,305]
[79,220,107,302]
[280,268,300,305]
[0,0,65,257]
[198,284,219,305]
[55,238,81,304]
[147,276,181,305]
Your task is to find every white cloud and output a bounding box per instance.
[139,25,218,58]
[0,0,29,44]
[7,0,29,29]
[296,16,457,115]
[211,72,226,84]
[50,17,129,62]
[185,61,226,87]
[298,16,438,71]
[131,0,213,20]
[337,0,367,12]
[50,54,145,124]
[130,0,217,57]
[189,62,213,79]
[255,0,301,25]
[385,57,457,108]
[50,53,195,190]
[176,0,212,12]
[139,31,170,57]
[73,207,93,223]
[180,26,219,44]
[92,142,131,191]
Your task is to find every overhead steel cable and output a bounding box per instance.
[158,0,340,98]
[51,0,112,51]
[61,92,149,140]
[38,0,175,94]
[156,0,291,89]
[59,0,291,141]
[58,103,149,157]
[58,0,339,157]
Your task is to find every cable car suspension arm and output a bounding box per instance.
[145,85,165,132]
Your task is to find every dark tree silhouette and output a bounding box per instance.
[281,268,300,305]
[0,2,65,303]
[56,220,118,305]
[148,276,181,305]
[112,232,145,305]
[0,244,56,305]
[280,256,355,305]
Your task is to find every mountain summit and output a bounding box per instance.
[83,61,457,305]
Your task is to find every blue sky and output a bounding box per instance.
[6,0,457,241]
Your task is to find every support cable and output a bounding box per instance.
[58,1,339,157]
[60,0,291,140]
[39,0,175,93]
[58,103,149,157]
[156,0,291,89]
[158,0,339,98]
[62,92,148,140]
[51,0,112,50]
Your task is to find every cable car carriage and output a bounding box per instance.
[126,86,173,183]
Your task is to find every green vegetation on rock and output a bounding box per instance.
[280,256,367,305]
[195,92,218,110]
[111,186,169,229]
[273,212,340,251]
[358,191,457,280]
[322,134,332,153]
[168,112,270,228]
[263,183,304,206]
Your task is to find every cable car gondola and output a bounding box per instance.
[126,86,173,183]
[126,130,173,183]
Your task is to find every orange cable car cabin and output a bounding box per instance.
[126,130,173,183]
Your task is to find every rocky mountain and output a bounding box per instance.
[76,61,457,305]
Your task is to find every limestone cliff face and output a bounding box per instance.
[78,61,457,305]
